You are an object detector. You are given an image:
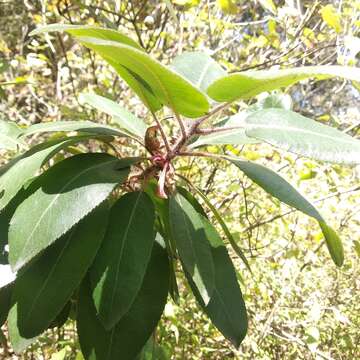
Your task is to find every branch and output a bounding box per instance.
[168,102,232,159]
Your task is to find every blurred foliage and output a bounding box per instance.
[0,0,360,359]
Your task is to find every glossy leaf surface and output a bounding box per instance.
[90,192,155,329]
[30,24,142,49]
[9,153,135,271]
[31,24,162,112]
[186,218,247,347]
[207,65,360,102]
[11,204,108,337]
[244,109,360,164]
[169,193,215,304]
[78,37,210,118]
[78,239,169,360]
[0,136,97,211]
[79,93,147,138]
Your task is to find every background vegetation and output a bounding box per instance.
[0,0,359,359]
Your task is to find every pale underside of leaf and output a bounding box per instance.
[244,108,360,164]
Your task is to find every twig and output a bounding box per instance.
[174,112,187,139]
[195,125,244,135]
[151,111,171,153]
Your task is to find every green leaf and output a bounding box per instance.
[170,51,226,93]
[176,186,208,219]
[90,192,155,330]
[11,204,109,338]
[244,108,360,164]
[30,24,162,112]
[0,135,99,211]
[9,153,136,271]
[0,282,13,326]
[186,218,247,347]
[78,239,170,360]
[77,37,210,118]
[207,65,360,102]
[229,158,344,266]
[319,222,344,267]
[48,301,71,329]
[22,120,127,138]
[230,159,323,220]
[169,193,215,304]
[79,93,147,138]
[29,24,142,50]
[185,182,251,273]
[8,304,37,353]
[0,119,24,150]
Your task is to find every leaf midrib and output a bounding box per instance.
[247,124,359,145]
[107,192,142,321]
[15,158,120,268]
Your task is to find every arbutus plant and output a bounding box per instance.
[0,24,360,359]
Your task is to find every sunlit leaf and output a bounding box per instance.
[244,108,360,164]
[320,5,342,33]
[229,158,344,266]
[0,136,103,211]
[207,66,360,102]
[9,153,136,271]
[169,193,215,304]
[79,93,147,139]
[77,37,210,118]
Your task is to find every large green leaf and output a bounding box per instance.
[207,65,360,102]
[79,93,147,139]
[77,37,210,118]
[9,153,136,271]
[231,159,322,220]
[22,120,127,138]
[0,135,100,211]
[230,158,344,266]
[78,239,169,360]
[31,24,162,112]
[169,193,215,304]
[0,282,13,326]
[0,119,24,150]
[244,108,360,165]
[186,218,247,347]
[170,51,226,92]
[90,192,155,330]
[11,204,108,338]
[30,24,142,50]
